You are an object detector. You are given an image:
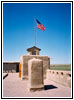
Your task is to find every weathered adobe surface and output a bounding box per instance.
[20,55,50,79]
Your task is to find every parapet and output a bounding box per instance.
[46,69,71,87]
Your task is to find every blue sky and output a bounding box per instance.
[3,3,71,64]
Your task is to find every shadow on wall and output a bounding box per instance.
[44,85,57,90]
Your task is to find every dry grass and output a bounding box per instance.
[50,64,71,71]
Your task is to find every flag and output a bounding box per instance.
[35,19,45,31]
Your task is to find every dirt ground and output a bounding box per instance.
[3,73,71,98]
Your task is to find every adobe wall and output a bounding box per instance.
[28,58,44,91]
[3,62,20,73]
[46,69,71,87]
[20,55,50,80]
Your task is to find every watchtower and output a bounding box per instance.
[27,46,41,55]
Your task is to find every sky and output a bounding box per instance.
[3,2,71,64]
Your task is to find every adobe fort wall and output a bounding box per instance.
[46,69,71,87]
[20,55,50,79]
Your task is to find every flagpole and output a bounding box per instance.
[34,18,36,46]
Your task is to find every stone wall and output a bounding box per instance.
[3,62,20,73]
[46,69,71,87]
[20,55,50,79]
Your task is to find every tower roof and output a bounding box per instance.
[27,46,41,51]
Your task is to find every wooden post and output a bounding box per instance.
[19,64,21,78]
